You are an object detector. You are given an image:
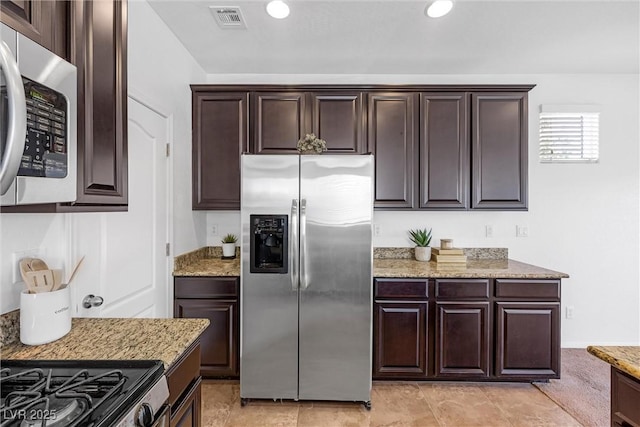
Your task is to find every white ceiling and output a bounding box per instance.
[147,0,639,75]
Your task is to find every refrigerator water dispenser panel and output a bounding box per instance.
[250,215,288,274]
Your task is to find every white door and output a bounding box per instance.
[72,96,170,318]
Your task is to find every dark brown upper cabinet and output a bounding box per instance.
[69,0,128,207]
[309,92,365,153]
[189,85,532,212]
[191,91,248,210]
[250,91,366,154]
[471,92,528,210]
[419,93,469,209]
[0,0,68,59]
[1,0,128,213]
[251,92,307,154]
[368,93,418,209]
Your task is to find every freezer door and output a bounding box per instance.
[240,154,300,400]
[298,154,373,402]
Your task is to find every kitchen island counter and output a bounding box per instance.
[587,346,640,380]
[174,256,568,279]
[588,346,640,426]
[1,317,209,370]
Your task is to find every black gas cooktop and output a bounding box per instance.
[0,360,164,427]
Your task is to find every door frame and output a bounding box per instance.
[65,86,174,318]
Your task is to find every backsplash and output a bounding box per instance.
[175,246,508,265]
[374,247,508,260]
[0,309,20,347]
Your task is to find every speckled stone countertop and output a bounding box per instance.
[374,259,568,278]
[1,318,209,370]
[587,346,640,380]
[173,247,568,279]
[174,257,240,277]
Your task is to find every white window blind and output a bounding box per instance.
[539,105,600,163]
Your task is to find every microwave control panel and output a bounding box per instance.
[19,78,68,178]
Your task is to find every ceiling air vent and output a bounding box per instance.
[210,6,247,29]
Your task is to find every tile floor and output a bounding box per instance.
[201,380,583,427]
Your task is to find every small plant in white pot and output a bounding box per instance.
[409,228,433,262]
[221,233,238,258]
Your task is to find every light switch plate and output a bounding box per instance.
[485,225,493,238]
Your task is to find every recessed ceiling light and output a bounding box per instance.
[266,0,290,19]
[426,0,453,18]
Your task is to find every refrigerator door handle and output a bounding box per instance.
[300,199,308,290]
[290,199,299,290]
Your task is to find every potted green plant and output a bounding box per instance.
[221,233,238,258]
[408,228,433,262]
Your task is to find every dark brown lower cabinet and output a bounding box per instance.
[174,277,240,378]
[373,301,428,378]
[495,302,560,379]
[170,377,202,427]
[435,302,490,378]
[166,342,202,427]
[611,367,640,427]
[373,277,561,382]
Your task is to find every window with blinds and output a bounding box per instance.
[539,105,599,163]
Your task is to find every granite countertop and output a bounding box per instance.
[587,346,640,380]
[174,257,240,277]
[174,256,568,279]
[374,258,568,279]
[1,318,209,371]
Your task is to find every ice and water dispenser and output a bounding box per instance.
[249,215,288,273]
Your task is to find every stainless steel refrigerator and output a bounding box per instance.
[240,154,373,407]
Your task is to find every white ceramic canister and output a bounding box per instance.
[20,287,72,345]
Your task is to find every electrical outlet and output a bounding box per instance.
[12,248,46,283]
[211,224,218,236]
[516,225,529,237]
[374,224,381,236]
[566,306,575,319]
[485,225,493,238]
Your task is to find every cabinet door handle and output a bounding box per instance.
[0,39,27,196]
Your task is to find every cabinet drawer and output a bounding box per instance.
[175,277,239,299]
[166,342,201,407]
[495,279,559,300]
[435,279,489,300]
[374,279,429,299]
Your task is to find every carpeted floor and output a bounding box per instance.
[534,348,610,427]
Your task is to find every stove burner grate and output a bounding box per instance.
[1,368,126,427]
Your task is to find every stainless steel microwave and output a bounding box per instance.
[0,22,77,206]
